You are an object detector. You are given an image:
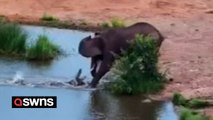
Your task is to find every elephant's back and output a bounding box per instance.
[122,22,164,46]
[100,22,164,54]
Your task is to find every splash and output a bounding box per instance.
[0,70,96,91]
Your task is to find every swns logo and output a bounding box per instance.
[12,96,57,108]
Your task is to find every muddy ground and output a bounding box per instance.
[0,0,213,116]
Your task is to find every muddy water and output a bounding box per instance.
[0,25,178,120]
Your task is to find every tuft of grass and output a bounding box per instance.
[110,18,126,28]
[100,18,126,29]
[40,14,59,21]
[172,93,210,109]
[0,15,6,22]
[0,21,27,56]
[188,99,209,109]
[26,34,60,61]
[100,22,110,28]
[172,92,188,106]
[106,34,165,95]
[180,107,209,120]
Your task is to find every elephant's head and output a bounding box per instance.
[78,34,105,77]
[78,34,103,58]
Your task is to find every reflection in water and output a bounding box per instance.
[90,91,178,120]
[0,86,178,120]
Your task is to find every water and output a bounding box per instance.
[0,25,93,83]
[0,25,178,120]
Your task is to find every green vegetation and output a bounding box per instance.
[26,34,60,60]
[0,21,27,56]
[0,15,6,22]
[180,107,212,120]
[40,13,59,21]
[173,93,213,120]
[172,92,188,106]
[107,34,165,95]
[101,22,111,28]
[110,18,126,28]
[0,21,61,60]
[188,99,210,109]
[40,13,74,29]
[172,93,210,109]
[101,18,126,28]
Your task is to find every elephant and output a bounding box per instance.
[78,22,164,88]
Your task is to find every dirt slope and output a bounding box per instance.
[0,0,213,115]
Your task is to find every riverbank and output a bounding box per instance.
[0,0,213,116]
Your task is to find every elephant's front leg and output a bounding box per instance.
[90,57,97,77]
[90,55,103,77]
[90,56,113,88]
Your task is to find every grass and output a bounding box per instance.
[26,34,60,61]
[172,93,210,109]
[100,22,110,28]
[100,18,126,28]
[173,93,213,120]
[0,21,62,60]
[0,15,6,22]
[172,92,188,106]
[188,99,210,109]
[110,18,126,28]
[179,107,210,120]
[40,13,59,21]
[106,34,165,95]
[0,21,27,56]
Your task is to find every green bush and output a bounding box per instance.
[40,14,58,21]
[107,34,165,95]
[26,34,60,60]
[0,21,27,55]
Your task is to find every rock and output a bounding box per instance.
[142,99,152,103]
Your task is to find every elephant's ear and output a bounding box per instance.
[88,36,104,56]
[88,46,102,57]
[79,36,104,57]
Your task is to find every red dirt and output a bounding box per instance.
[0,0,213,116]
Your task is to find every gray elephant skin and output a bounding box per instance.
[78,22,164,88]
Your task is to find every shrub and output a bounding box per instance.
[40,14,58,21]
[107,34,165,95]
[26,34,60,60]
[0,21,27,55]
